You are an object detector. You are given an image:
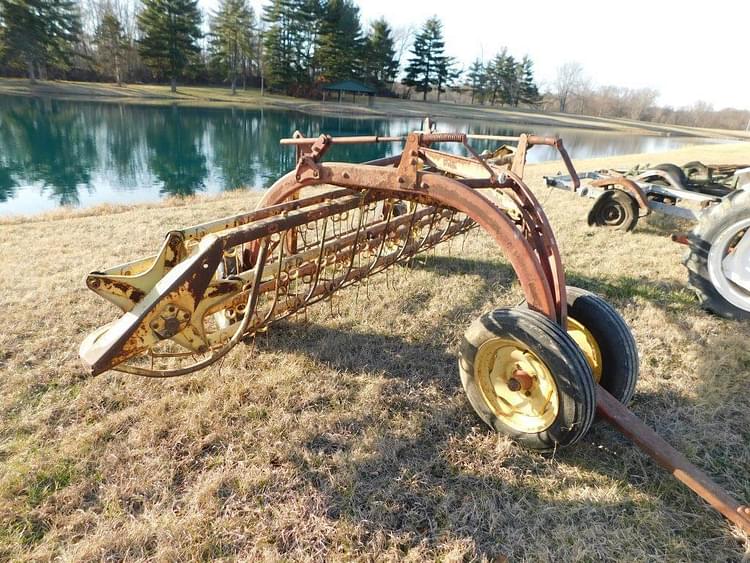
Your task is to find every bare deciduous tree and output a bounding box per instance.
[554,61,584,112]
[391,24,416,78]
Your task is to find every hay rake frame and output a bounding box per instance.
[79,127,750,536]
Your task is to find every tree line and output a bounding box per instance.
[466,51,540,106]
[0,0,543,106]
[260,0,400,95]
[544,61,750,130]
[1,1,746,128]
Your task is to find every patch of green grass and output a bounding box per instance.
[568,273,696,308]
[0,514,50,547]
[24,460,76,508]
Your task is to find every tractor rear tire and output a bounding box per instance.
[684,189,750,320]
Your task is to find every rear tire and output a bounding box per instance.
[652,163,688,187]
[565,287,639,405]
[685,189,750,320]
[459,308,595,451]
[587,190,639,231]
[682,161,709,180]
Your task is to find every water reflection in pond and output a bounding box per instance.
[0,95,722,216]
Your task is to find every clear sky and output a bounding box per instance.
[199,0,749,110]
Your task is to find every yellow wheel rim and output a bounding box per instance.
[567,318,602,383]
[474,338,559,433]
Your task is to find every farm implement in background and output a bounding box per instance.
[546,162,750,320]
[80,126,750,536]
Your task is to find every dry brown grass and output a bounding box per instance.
[1,142,750,561]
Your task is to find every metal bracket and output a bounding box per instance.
[395,133,421,189]
[294,134,331,182]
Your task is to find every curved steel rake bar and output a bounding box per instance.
[258,133,566,324]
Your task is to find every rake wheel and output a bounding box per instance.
[458,307,596,451]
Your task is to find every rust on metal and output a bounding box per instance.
[590,176,651,212]
[671,232,690,245]
[509,369,534,392]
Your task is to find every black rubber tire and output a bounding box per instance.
[652,163,688,187]
[587,190,639,231]
[566,287,639,405]
[684,189,750,320]
[650,162,729,197]
[459,307,596,451]
[682,160,709,180]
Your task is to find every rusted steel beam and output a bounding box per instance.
[183,188,357,241]
[591,177,651,212]
[281,135,405,145]
[466,134,522,142]
[223,192,384,249]
[259,160,560,323]
[597,387,750,534]
[526,135,580,189]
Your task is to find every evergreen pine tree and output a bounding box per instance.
[362,18,397,91]
[263,0,293,91]
[435,54,459,102]
[500,54,518,106]
[263,0,315,92]
[297,0,322,84]
[519,55,541,106]
[0,0,81,82]
[315,0,363,82]
[484,51,507,105]
[94,11,126,85]
[466,59,486,105]
[210,0,255,94]
[137,0,202,93]
[403,16,451,102]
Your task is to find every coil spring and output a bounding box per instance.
[421,133,466,144]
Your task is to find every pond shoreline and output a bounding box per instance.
[3,141,748,226]
[4,93,731,218]
[1,78,747,140]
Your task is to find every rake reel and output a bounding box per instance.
[80,127,750,536]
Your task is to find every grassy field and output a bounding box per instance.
[1,77,748,141]
[1,142,750,560]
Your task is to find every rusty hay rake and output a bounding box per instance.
[79,127,750,536]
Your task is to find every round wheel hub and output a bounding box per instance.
[474,338,559,433]
[707,218,750,312]
[566,317,603,383]
[604,206,622,222]
[601,202,624,225]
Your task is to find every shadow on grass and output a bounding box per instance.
[264,320,674,559]
[635,212,694,238]
[255,253,741,557]
[419,253,698,315]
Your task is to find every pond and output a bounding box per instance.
[0,95,721,216]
